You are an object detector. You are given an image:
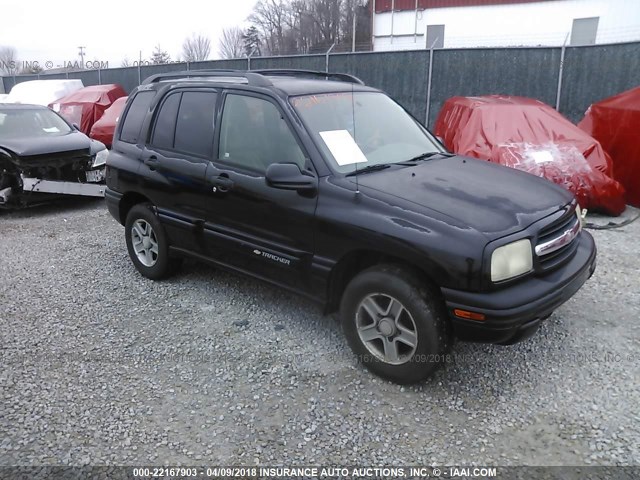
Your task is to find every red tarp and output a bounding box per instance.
[578,86,640,208]
[50,84,126,137]
[433,95,626,216]
[89,96,128,148]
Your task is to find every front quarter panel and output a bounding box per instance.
[315,176,488,292]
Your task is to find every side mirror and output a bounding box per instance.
[265,163,316,192]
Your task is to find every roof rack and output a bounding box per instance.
[141,69,365,87]
[251,69,365,85]
[141,70,273,87]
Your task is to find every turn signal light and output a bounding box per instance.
[454,309,486,321]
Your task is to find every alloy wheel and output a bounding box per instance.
[356,293,418,365]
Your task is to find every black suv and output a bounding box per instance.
[105,69,597,383]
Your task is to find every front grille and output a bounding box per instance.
[535,207,581,272]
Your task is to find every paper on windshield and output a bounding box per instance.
[319,130,368,166]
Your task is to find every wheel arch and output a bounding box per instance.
[119,192,152,225]
[324,249,442,314]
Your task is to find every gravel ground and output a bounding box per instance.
[0,198,638,467]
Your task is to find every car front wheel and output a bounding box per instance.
[340,264,451,384]
[125,203,179,280]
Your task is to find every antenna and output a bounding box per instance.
[351,81,360,195]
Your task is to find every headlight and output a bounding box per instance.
[92,149,108,168]
[491,239,533,282]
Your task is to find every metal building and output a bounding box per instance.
[371,0,640,50]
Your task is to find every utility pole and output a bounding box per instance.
[352,0,357,52]
[371,0,376,51]
[78,46,86,68]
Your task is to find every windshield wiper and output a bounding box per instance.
[345,163,392,176]
[402,151,455,163]
[345,154,453,176]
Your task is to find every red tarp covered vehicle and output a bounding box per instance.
[578,86,640,208]
[89,96,128,149]
[433,95,626,216]
[49,84,126,137]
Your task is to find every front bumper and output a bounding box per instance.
[21,172,106,198]
[442,232,597,344]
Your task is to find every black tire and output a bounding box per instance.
[340,264,451,384]
[124,203,180,280]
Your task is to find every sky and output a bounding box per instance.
[0,0,257,69]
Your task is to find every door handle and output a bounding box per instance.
[144,156,159,170]
[210,175,234,193]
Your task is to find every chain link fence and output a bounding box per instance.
[2,41,639,128]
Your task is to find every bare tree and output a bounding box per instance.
[310,0,342,47]
[218,27,245,59]
[0,46,19,75]
[285,0,313,53]
[249,0,289,55]
[182,34,212,62]
[244,0,369,55]
[121,57,131,67]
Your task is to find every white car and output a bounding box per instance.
[5,79,84,107]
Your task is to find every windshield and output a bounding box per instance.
[0,108,73,140]
[291,91,442,173]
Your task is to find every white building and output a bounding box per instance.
[372,0,640,50]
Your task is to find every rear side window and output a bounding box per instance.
[120,91,155,144]
[151,93,181,150]
[173,91,217,157]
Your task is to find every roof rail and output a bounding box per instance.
[141,70,273,87]
[250,69,365,85]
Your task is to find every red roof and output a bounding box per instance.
[375,0,551,13]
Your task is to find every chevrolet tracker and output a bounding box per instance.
[105,69,597,383]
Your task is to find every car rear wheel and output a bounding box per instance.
[340,264,451,384]
[125,203,180,280]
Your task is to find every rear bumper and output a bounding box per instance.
[105,188,124,224]
[442,232,597,344]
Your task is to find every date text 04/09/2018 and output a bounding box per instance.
[206,466,497,477]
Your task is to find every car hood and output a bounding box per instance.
[0,131,91,158]
[353,155,573,238]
